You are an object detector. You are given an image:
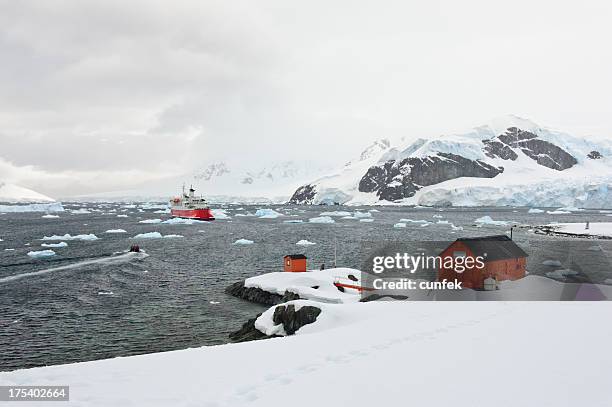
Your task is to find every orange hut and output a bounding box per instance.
[284,254,307,272]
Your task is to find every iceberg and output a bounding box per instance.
[255,208,283,219]
[41,242,68,248]
[474,216,509,226]
[0,202,65,213]
[41,234,99,241]
[105,229,127,234]
[27,249,56,259]
[233,239,254,245]
[309,216,335,224]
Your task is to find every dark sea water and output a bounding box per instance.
[1,203,611,371]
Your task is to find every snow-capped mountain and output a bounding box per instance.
[0,182,56,203]
[290,115,612,208]
[191,160,331,199]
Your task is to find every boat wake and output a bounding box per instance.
[0,251,149,284]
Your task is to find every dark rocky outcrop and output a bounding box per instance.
[483,139,518,160]
[588,150,603,159]
[289,184,317,204]
[358,153,503,201]
[229,313,276,342]
[228,304,322,342]
[225,281,301,305]
[272,304,322,335]
[496,127,577,170]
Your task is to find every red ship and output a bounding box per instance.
[169,185,215,221]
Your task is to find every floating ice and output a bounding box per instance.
[233,239,254,245]
[547,210,570,215]
[296,239,316,245]
[341,216,357,220]
[133,232,163,239]
[528,208,544,214]
[154,209,171,214]
[542,260,563,267]
[309,216,335,224]
[0,202,64,213]
[163,234,184,239]
[255,209,283,219]
[42,234,99,241]
[359,218,374,223]
[42,214,60,219]
[105,229,127,234]
[41,242,68,248]
[27,249,56,259]
[400,219,429,224]
[320,211,352,217]
[475,216,508,226]
[211,209,230,219]
[283,219,304,224]
[117,214,129,218]
[71,208,91,214]
[353,211,372,219]
[139,219,162,224]
[394,223,407,228]
[162,218,201,225]
[98,291,114,296]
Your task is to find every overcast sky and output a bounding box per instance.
[1,0,611,197]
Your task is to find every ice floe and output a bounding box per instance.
[42,214,60,219]
[27,250,56,259]
[0,202,65,213]
[105,229,127,234]
[474,216,509,226]
[309,216,335,224]
[255,209,283,219]
[528,208,544,213]
[233,239,254,245]
[41,242,68,248]
[393,222,406,228]
[41,234,99,241]
[296,240,316,246]
[139,219,162,224]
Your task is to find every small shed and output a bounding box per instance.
[437,235,528,289]
[284,254,307,272]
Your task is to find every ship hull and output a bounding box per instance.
[170,208,215,221]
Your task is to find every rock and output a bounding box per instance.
[497,127,577,170]
[229,314,282,343]
[272,304,322,335]
[588,150,603,159]
[289,184,317,204]
[358,153,503,201]
[225,281,302,305]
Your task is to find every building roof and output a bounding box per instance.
[452,235,528,262]
[284,254,307,260]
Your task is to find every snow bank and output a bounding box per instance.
[27,249,56,259]
[296,240,316,246]
[474,216,509,226]
[41,242,68,248]
[105,229,127,234]
[309,216,335,224]
[0,202,64,213]
[244,268,362,303]
[41,234,99,241]
[2,295,612,406]
[233,239,254,245]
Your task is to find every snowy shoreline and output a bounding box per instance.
[534,222,612,239]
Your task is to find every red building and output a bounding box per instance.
[437,235,528,289]
[284,254,307,272]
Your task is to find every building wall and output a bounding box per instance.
[284,258,307,272]
[437,241,526,289]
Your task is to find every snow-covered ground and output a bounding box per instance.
[0,182,55,203]
[542,222,612,238]
[2,301,611,407]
